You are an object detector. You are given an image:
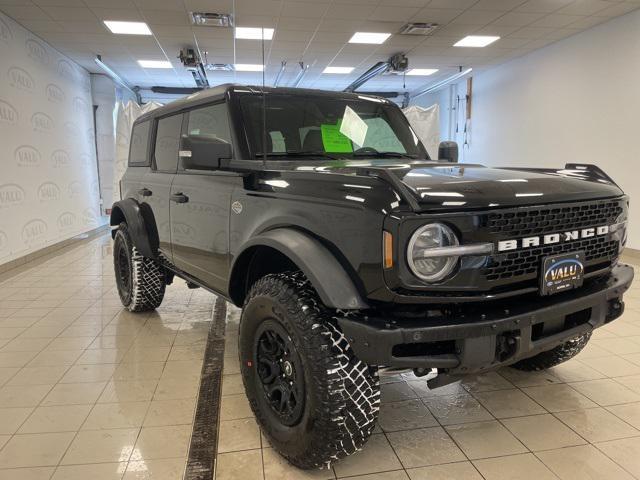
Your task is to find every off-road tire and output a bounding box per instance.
[239,271,380,469]
[113,222,166,312]
[510,332,592,371]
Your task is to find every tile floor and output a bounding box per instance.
[0,234,212,479]
[217,256,640,480]
[4,234,640,480]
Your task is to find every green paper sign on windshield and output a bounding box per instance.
[321,123,353,153]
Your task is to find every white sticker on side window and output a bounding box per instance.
[339,106,368,147]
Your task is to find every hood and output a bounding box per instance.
[391,163,624,210]
[261,160,624,211]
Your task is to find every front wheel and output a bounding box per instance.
[510,332,592,371]
[239,272,380,469]
[113,222,166,312]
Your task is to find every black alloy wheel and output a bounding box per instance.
[254,320,305,426]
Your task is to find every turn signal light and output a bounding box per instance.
[383,231,393,269]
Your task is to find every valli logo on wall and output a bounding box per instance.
[32,112,54,132]
[25,38,49,65]
[46,84,65,103]
[7,67,35,92]
[0,184,26,208]
[37,182,61,202]
[0,100,18,125]
[15,145,41,167]
[57,212,77,230]
[22,219,47,244]
[57,59,75,81]
[51,150,70,168]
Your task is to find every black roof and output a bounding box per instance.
[136,84,390,123]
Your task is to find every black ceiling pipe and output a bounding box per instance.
[150,86,203,94]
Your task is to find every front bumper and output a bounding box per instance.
[338,264,634,375]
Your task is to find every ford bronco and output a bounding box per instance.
[111,84,633,469]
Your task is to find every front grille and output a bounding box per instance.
[483,199,623,284]
[488,200,622,238]
[485,237,618,281]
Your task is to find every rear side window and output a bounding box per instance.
[154,114,183,172]
[187,103,232,143]
[128,121,150,166]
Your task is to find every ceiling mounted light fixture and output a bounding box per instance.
[323,66,354,74]
[138,60,172,68]
[454,35,500,47]
[235,27,274,40]
[104,21,151,35]
[234,63,264,71]
[349,32,391,44]
[407,68,438,76]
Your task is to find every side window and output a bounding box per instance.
[128,121,150,166]
[187,103,231,143]
[154,114,183,172]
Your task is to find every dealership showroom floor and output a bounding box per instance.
[3,0,640,479]
[0,236,639,479]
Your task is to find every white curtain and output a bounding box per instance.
[112,101,162,203]
[402,104,440,160]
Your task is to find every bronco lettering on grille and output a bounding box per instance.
[498,226,610,252]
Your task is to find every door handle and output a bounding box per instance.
[170,193,189,204]
[138,188,152,197]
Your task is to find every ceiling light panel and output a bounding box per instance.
[349,32,391,44]
[138,60,172,68]
[104,21,152,35]
[234,64,264,71]
[323,66,354,74]
[407,68,438,76]
[235,27,274,40]
[454,35,500,47]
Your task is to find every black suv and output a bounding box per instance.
[111,84,633,469]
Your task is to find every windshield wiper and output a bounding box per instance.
[254,150,340,160]
[352,149,418,159]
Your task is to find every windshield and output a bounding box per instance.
[240,93,429,160]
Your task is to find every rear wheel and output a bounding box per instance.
[239,272,379,469]
[510,332,591,371]
[113,222,166,312]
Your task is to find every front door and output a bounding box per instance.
[140,112,184,261]
[169,102,241,292]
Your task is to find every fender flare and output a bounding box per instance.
[232,228,369,310]
[110,199,158,259]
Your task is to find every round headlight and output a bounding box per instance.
[407,223,459,282]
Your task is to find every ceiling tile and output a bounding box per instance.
[140,9,190,25]
[368,6,421,22]
[491,11,546,25]
[90,8,144,21]
[594,2,640,17]
[0,4,51,20]
[556,0,615,15]
[134,0,183,10]
[450,9,506,25]
[470,0,528,11]
[514,0,574,13]
[508,25,557,38]
[531,13,586,27]
[41,6,97,21]
[33,0,85,6]
[413,7,465,23]
[428,0,477,9]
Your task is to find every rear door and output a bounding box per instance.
[169,102,242,292]
[140,113,184,261]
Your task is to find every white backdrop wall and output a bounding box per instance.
[0,12,103,266]
[412,9,640,248]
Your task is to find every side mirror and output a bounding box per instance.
[438,141,458,163]
[180,134,232,171]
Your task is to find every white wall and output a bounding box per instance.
[0,12,103,266]
[413,9,640,248]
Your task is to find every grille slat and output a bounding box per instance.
[483,200,622,283]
